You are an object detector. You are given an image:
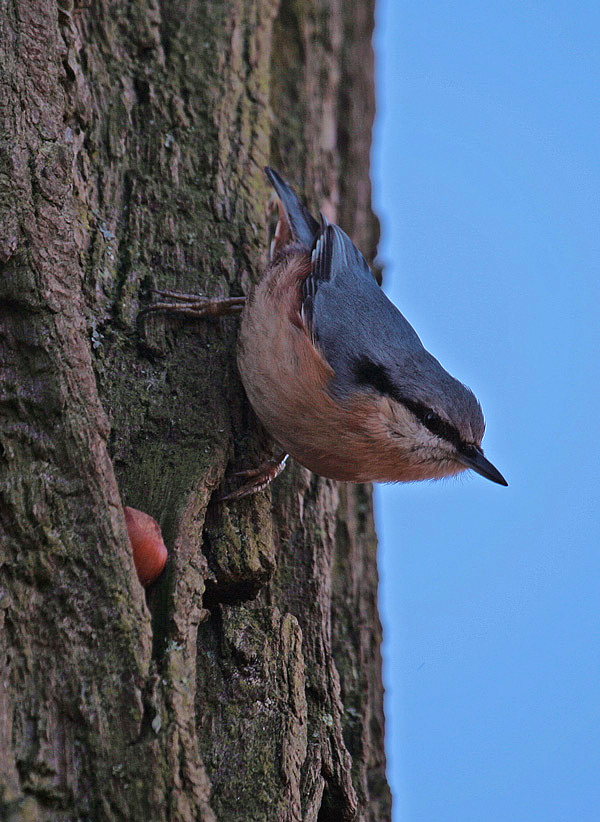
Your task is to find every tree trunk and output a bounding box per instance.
[0,0,391,819]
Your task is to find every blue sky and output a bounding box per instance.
[372,2,600,819]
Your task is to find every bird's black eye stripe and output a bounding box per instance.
[353,356,467,450]
[353,356,399,398]
[400,398,463,449]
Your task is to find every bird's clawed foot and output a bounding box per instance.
[138,289,246,325]
[218,452,289,502]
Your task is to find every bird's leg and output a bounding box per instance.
[218,452,289,502]
[138,288,246,325]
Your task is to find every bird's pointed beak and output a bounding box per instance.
[458,448,508,486]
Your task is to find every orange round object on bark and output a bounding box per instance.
[123,506,168,586]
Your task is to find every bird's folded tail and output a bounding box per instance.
[265,167,320,250]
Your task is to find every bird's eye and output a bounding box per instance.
[423,411,442,430]
[421,410,455,442]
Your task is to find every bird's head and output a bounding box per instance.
[352,352,507,485]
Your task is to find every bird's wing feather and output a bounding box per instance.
[303,224,424,397]
[302,223,376,329]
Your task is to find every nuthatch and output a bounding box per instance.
[141,168,507,498]
[237,168,506,488]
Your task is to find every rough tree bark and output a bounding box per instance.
[0,0,391,819]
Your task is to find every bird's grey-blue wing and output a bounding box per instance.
[305,223,425,397]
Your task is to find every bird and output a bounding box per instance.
[236,168,507,488]
[140,168,507,497]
